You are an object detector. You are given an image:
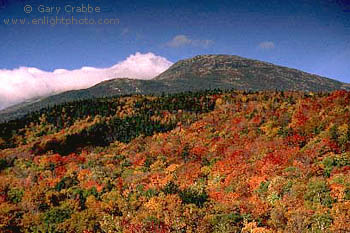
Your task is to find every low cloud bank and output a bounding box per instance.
[0,52,173,110]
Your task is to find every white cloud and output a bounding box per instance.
[166,35,192,47]
[0,52,173,110]
[166,35,214,48]
[258,41,275,50]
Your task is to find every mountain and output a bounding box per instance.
[0,54,349,122]
[154,55,349,92]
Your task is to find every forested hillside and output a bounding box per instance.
[1,90,350,232]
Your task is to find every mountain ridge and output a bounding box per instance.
[0,54,349,122]
[155,54,348,91]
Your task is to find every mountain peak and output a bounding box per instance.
[155,54,251,81]
[154,54,347,92]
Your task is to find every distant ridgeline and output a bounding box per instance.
[0,55,349,122]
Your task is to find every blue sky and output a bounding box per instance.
[0,0,349,82]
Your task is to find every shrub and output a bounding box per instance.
[0,159,9,171]
[7,188,24,204]
[305,179,334,207]
[179,188,208,208]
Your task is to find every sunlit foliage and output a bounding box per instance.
[0,90,350,232]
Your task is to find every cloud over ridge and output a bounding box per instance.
[0,52,173,110]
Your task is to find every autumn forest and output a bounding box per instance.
[1,90,350,232]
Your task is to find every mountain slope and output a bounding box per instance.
[155,54,348,92]
[1,90,350,232]
[0,79,168,122]
[1,54,348,122]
